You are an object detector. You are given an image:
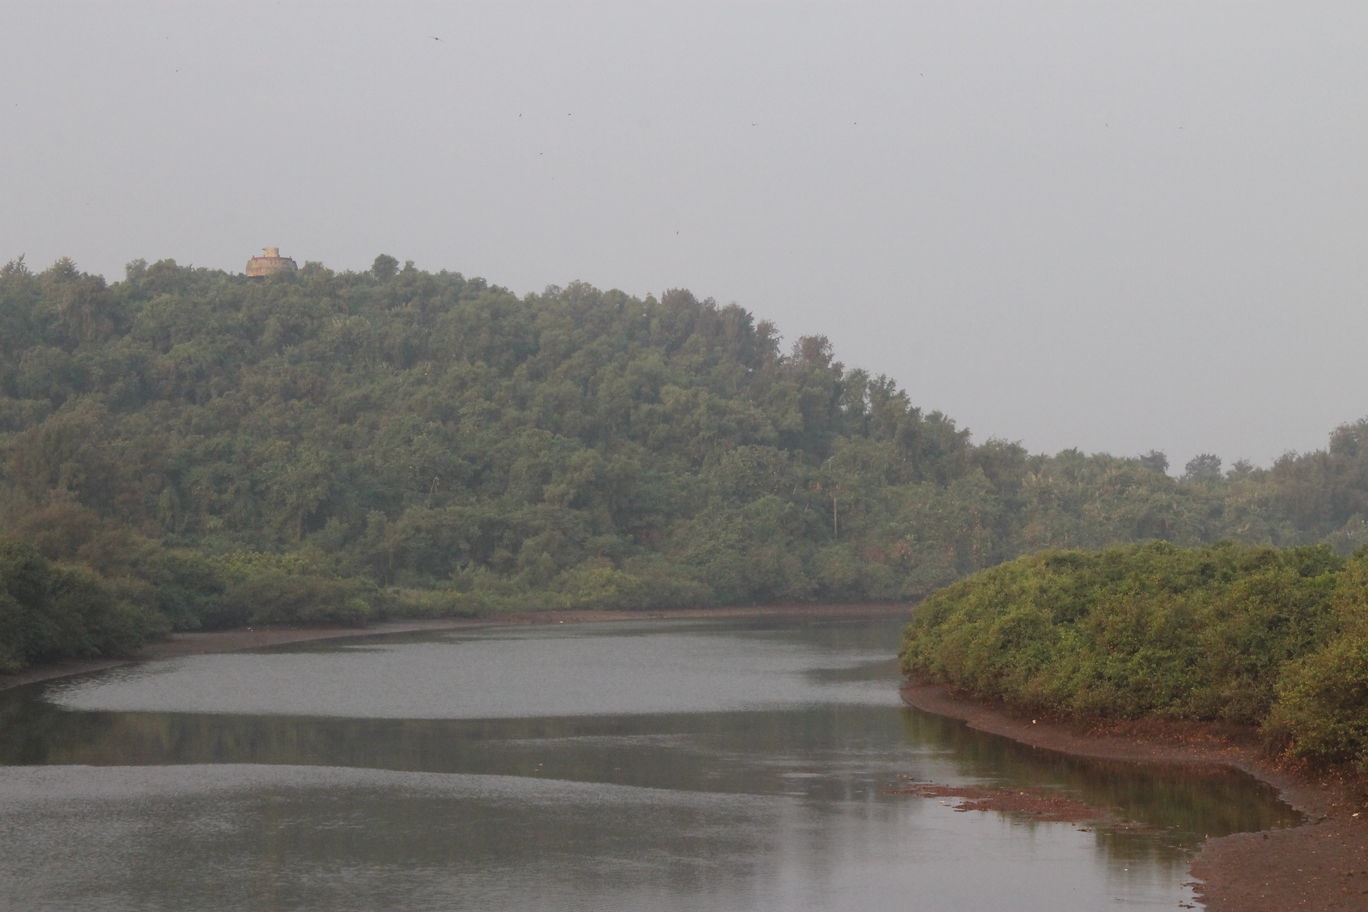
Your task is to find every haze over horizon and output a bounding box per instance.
[5,1,1366,472]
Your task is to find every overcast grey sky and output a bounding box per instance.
[5,1,1367,470]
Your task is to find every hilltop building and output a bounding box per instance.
[245,246,298,277]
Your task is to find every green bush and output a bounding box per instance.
[0,539,159,672]
[219,573,375,626]
[1268,627,1368,770]
[555,563,649,611]
[1266,553,1368,769]
[901,542,1343,727]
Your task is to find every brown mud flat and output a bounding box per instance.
[891,778,1126,826]
[0,602,902,692]
[901,679,1368,912]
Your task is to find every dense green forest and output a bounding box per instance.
[900,542,1368,772]
[4,253,1368,673]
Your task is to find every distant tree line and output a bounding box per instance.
[3,253,1368,671]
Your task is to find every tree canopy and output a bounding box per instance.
[4,254,1368,671]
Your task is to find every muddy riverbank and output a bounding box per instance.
[901,679,1368,912]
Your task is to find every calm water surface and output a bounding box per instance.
[0,614,1297,911]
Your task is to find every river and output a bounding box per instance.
[0,612,1297,911]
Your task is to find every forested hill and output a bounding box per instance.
[3,254,1368,670]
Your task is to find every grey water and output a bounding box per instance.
[0,613,1297,911]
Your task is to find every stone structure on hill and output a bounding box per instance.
[245,246,298,277]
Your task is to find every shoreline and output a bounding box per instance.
[900,678,1368,912]
[0,602,903,692]
[9,604,1365,910]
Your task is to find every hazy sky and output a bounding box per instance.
[5,2,1367,470]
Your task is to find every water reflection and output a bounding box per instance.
[0,614,1296,912]
[896,709,1298,844]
